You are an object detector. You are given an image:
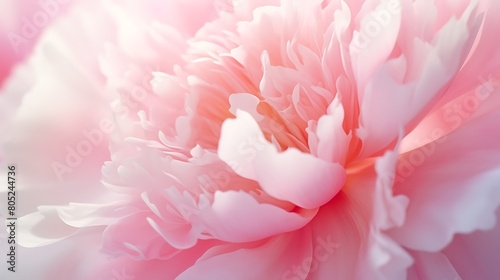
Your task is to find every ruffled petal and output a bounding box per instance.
[177,228,313,280]
[390,110,500,251]
[196,190,316,243]
[441,207,500,280]
[218,110,346,209]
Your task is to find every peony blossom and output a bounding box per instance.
[1,0,500,279]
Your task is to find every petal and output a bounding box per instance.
[56,201,134,227]
[438,0,500,108]
[359,147,412,280]
[218,110,346,209]
[17,206,79,247]
[3,228,105,280]
[350,0,402,92]
[177,228,313,280]
[13,226,217,280]
[315,96,352,164]
[308,190,370,280]
[406,251,460,280]
[197,190,317,243]
[0,1,117,218]
[441,207,500,280]
[390,110,500,251]
[102,212,180,260]
[307,144,412,280]
[357,2,476,158]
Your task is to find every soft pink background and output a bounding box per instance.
[0,0,74,87]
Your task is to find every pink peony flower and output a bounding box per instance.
[2,0,500,279]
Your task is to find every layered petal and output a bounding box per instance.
[218,110,346,209]
[441,207,500,280]
[177,228,313,280]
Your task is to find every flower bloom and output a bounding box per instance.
[2,0,500,279]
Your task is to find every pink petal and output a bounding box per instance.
[350,0,402,92]
[358,148,412,280]
[389,110,500,251]
[437,0,500,108]
[307,191,369,280]
[218,110,346,209]
[442,207,500,280]
[177,229,313,280]
[0,0,118,217]
[102,212,180,260]
[357,2,476,158]
[17,206,80,247]
[406,251,460,280]
[253,147,346,209]
[197,190,317,243]
[339,148,411,280]
[315,96,352,164]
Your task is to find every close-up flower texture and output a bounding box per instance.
[1,0,500,279]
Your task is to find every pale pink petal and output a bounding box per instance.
[2,1,499,279]
[88,242,218,280]
[1,228,105,280]
[341,147,411,280]
[359,148,412,280]
[218,110,346,209]
[0,0,77,85]
[0,0,118,217]
[401,77,500,153]
[406,251,460,280]
[390,110,500,251]
[17,206,80,247]
[102,212,180,260]
[314,96,352,164]
[441,207,500,280]
[437,0,500,108]
[253,147,346,209]
[350,0,402,92]
[307,190,369,280]
[11,226,218,280]
[197,190,317,243]
[177,228,313,280]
